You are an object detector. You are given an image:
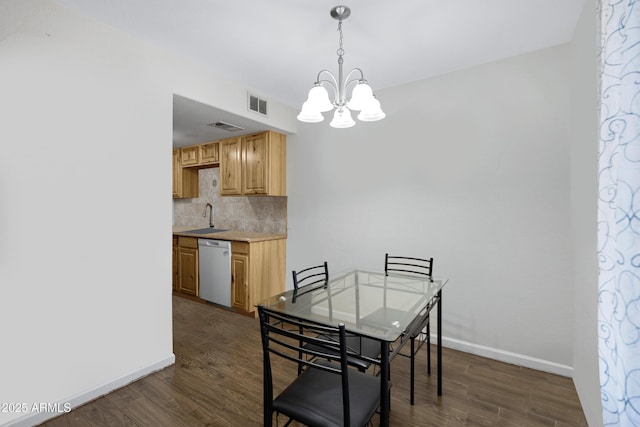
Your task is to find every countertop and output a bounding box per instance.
[172,226,287,243]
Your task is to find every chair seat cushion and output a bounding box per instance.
[274,361,380,427]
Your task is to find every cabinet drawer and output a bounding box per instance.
[178,236,198,249]
[231,241,249,254]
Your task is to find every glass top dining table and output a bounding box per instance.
[260,268,448,342]
[259,268,448,426]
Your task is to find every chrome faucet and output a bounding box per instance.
[203,203,214,228]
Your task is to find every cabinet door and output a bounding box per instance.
[178,247,199,296]
[242,133,268,195]
[172,149,181,198]
[220,137,242,195]
[199,142,219,165]
[172,237,179,291]
[181,146,199,166]
[231,253,249,310]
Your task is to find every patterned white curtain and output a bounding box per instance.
[598,1,640,426]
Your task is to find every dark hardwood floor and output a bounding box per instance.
[42,296,588,426]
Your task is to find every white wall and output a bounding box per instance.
[570,1,602,426]
[0,1,296,425]
[287,45,575,373]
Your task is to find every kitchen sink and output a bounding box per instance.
[185,228,228,234]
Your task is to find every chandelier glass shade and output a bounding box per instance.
[297,5,385,128]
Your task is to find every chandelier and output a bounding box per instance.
[297,5,385,128]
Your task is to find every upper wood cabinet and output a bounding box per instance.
[173,149,198,199]
[172,149,181,198]
[181,146,199,166]
[172,142,221,199]
[220,130,286,196]
[173,131,285,198]
[181,142,220,168]
[199,141,219,165]
[220,137,243,195]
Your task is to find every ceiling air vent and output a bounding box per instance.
[207,121,245,132]
[248,92,268,116]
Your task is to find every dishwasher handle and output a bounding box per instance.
[198,239,231,250]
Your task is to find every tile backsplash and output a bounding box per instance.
[173,167,287,234]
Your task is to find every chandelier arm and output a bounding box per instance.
[316,70,339,88]
[344,68,367,91]
[315,70,340,105]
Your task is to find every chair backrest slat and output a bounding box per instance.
[385,253,433,280]
[292,261,329,292]
[291,262,330,302]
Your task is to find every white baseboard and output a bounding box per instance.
[438,335,574,377]
[4,354,175,427]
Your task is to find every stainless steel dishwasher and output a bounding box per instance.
[198,239,232,307]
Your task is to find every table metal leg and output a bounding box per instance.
[437,290,443,396]
[410,337,415,405]
[380,341,390,427]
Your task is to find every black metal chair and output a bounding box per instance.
[292,262,329,300]
[258,305,381,427]
[292,262,381,374]
[385,253,434,405]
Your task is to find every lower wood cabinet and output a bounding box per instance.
[231,244,249,310]
[172,237,179,291]
[177,237,199,296]
[231,239,286,317]
[172,234,285,317]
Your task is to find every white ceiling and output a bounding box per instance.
[172,95,270,148]
[53,0,587,146]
